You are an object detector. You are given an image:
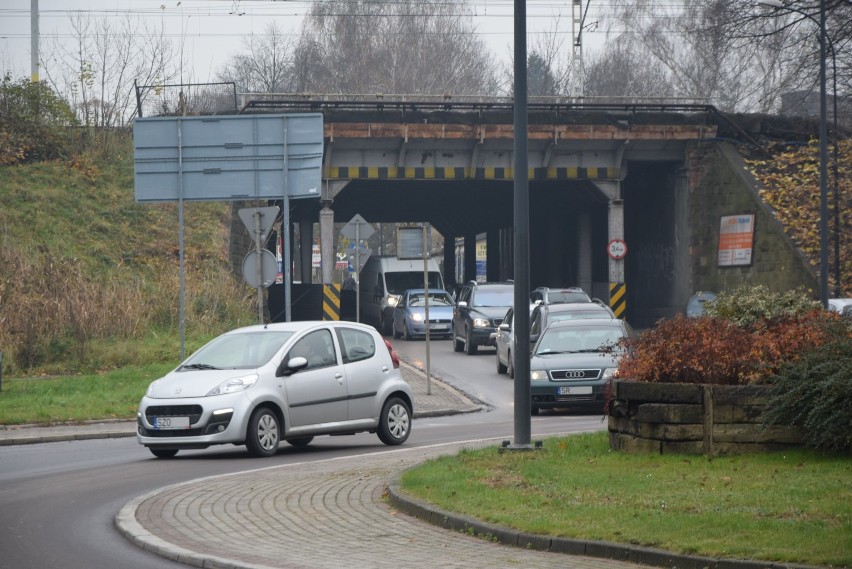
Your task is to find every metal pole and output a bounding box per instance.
[423,224,431,395]
[818,0,829,308]
[0,351,3,392]
[30,0,39,82]
[283,193,292,322]
[356,224,361,324]
[254,210,264,323]
[177,119,186,361]
[511,0,532,448]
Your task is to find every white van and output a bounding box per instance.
[358,256,444,334]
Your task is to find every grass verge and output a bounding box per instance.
[399,431,851,567]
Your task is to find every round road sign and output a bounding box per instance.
[607,239,627,260]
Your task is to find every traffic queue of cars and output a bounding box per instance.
[135,281,624,458]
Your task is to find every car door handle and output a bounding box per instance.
[335,373,344,384]
[381,365,389,372]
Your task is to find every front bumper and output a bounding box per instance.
[469,327,497,346]
[530,380,607,410]
[136,392,250,448]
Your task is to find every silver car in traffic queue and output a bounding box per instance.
[137,321,413,458]
[529,319,636,415]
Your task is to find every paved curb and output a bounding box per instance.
[386,470,825,569]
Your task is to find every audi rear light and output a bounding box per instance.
[383,339,400,369]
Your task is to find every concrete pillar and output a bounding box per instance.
[319,206,334,284]
[608,199,625,284]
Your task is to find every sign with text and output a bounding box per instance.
[717,214,755,267]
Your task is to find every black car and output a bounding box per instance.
[452,281,514,355]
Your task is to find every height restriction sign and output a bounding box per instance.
[607,239,627,260]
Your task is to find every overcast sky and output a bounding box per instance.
[1,0,607,84]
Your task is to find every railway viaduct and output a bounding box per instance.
[233,96,816,328]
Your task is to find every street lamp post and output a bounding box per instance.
[757,0,830,308]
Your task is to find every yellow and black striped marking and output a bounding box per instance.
[609,282,627,319]
[324,166,619,181]
[323,284,341,321]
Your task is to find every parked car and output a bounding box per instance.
[529,301,615,343]
[530,286,591,306]
[392,288,455,340]
[529,319,636,415]
[136,321,413,458]
[452,281,514,355]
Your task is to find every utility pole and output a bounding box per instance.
[31,0,39,82]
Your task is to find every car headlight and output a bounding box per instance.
[530,370,549,380]
[410,313,424,322]
[472,318,490,328]
[206,374,259,396]
[387,295,400,307]
[602,368,618,380]
[146,379,161,398]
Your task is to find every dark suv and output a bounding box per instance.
[452,281,514,355]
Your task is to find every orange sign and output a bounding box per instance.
[718,214,755,267]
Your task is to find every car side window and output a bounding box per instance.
[337,327,376,363]
[288,329,337,370]
[531,311,542,335]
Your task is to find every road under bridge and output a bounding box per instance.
[239,96,751,327]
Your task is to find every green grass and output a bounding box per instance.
[0,331,216,424]
[400,432,852,567]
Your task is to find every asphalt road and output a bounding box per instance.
[0,335,604,569]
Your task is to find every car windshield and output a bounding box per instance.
[535,326,625,355]
[409,293,454,307]
[546,291,590,304]
[474,288,514,307]
[180,331,294,370]
[385,272,442,294]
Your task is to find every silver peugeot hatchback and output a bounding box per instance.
[137,321,413,458]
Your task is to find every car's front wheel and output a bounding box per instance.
[377,396,411,445]
[453,328,464,352]
[496,352,507,374]
[149,448,178,459]
[245,407,280,457]
[465,328,478,355]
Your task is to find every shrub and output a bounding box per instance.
[618,297,841,384]
[761,319,852,453]
[703,284,821,327]
[0,75,79,165]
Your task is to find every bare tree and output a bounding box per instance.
[597,0,851,113]
[293,0,499,96]
[217,23,296,93]
[42,13,178,129]
[584,36,674,101]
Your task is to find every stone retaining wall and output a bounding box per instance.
[608,380,803,455]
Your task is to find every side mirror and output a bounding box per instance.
[498,323,511,331]
[277,356,308,376]
[457,301,468,308]
[529,333,539,344]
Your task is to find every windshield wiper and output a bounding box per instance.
[179,363,220,371]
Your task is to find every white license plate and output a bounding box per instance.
[153,416,190,429]
[430,324,449,330]
[558,386,593,395]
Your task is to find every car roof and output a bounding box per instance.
[403,288,452,295]
[543,302,610,313]
[226,321,378,334]
[544,318,625,330]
